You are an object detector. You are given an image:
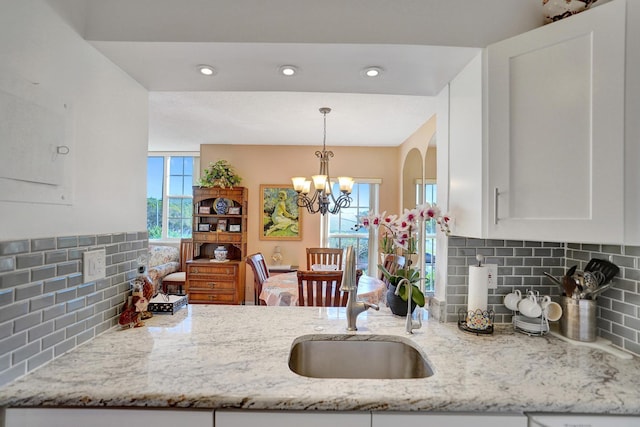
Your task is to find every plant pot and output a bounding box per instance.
[387,284,417,316]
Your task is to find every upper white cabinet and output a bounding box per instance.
[448,0,627,244]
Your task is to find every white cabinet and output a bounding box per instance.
[3,408,213,427]
[448,0,626,244]
[372,412,527,427]
[528,414,640,426]
[215,410,370,427]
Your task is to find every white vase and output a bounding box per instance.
[214,245,228,261]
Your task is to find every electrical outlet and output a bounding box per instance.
[83,249,106,282]
[486,264,498,289]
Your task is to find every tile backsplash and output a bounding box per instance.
[0,231,148,387]
[445,237,640,356]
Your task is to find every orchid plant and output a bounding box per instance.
[359,203,451,307]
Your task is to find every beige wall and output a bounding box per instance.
[200,144,399,300]
[398,115,438,208]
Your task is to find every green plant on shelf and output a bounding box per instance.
[197,159,242,188]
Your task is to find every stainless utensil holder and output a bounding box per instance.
[560,296,596,342]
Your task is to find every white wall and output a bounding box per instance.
[0,0,148,240]
[434,85,450,302]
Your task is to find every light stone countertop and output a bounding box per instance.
[1,304,639,415]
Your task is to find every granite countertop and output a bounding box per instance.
[1,304,639,414]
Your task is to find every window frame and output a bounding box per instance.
[147,152,200,242]
[322,178,381,276]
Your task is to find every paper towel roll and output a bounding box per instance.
[468,265,489,312]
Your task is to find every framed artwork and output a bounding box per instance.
[217,219,227,232]
[228,206,241,215]
[229,224,241,232]
[198,206,211,214]
[197,223,211,232]
[259,184,302,241]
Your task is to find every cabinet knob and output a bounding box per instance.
[193,268,198,274]
[207,282,216,288]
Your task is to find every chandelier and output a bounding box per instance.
[291,107,354,215]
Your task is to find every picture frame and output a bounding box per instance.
[259,184,302,241]
[229,224,241,232]
[217,219,227,232]
[197,223,211,232]
[198,206,211,214]
[228,206,241,215]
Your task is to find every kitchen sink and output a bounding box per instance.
[288,334,434,379]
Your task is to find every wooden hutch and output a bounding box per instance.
[187,186,247,304]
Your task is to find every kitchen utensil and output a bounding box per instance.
[583,271,603,290]
[562,274,576,298]
[561,265,578,297]
[544,272,563,287]
[584,258,620,285]
[587,282,614,299]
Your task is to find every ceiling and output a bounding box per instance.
[47,0,545,151]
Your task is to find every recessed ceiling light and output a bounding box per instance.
[363,66,383,77]
[279,65,298,76]
[197,65,216,76]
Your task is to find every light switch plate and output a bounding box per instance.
[487,264,498,289]
[83,249,106,282]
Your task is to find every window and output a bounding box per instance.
[147,154,199,240]
[422,180,437,293]
[324,180,380,275]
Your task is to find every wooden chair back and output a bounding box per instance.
[306,247,344,270]
[246,253,270,306]
[380,254,406,286]
[179,238,193,271]
[296,270,346,307]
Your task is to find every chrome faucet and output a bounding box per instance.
[395,277,422,334]
[341,246,379,331]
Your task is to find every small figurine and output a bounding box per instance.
[118,276,155,329]
[118,294,149,329]
[131,276,155,320]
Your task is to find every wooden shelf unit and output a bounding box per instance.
[188,186,248,304]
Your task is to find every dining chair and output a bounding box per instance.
[246,252,270,305]
[306,247,344,270]
[161,238,193,295]
[380,254,406,287]
[296,270,346,307]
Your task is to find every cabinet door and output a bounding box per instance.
[486,0,625,243]
[216,410,370,427]
[372,412,527,427]
[4,408,213,427]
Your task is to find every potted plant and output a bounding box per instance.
[197,159,242,188]
[359,204,451,316]
[379,265,424,316]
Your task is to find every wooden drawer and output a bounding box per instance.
[193,232,242,244]
[217,233,242,243]
[188,278,236,291]
[188,264,237,277]
[195,188,242,198]
[189,291,237,304]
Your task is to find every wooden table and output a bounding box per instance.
[258,271,386,307]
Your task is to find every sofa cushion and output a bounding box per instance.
[147,245,180,295]
[149,245,180,267]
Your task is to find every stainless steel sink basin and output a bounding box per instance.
[288,334,434,379]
